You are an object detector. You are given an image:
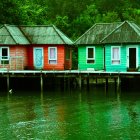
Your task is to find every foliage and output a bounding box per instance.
[0,0,140,39]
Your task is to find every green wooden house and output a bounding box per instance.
[101,21,140,72]
[75,23,119,71]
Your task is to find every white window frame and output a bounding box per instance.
[0,47,9,64]
[111,46,120,65]
[48,47,57,64]
[127,45,138,68]
[86,46,95,64]
[1,47,9,60]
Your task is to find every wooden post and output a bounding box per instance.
[86,76,89,90]
[68,77,71,91]
[117,76,120,91]
[96,77,98,85]
[105,77,108,91]
[64,76,66,91]
[7,74,10,92]
[40,74,43,92]
[78,75,82,90]
[114,78,117,91]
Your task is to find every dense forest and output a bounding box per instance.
[1,0,140,40]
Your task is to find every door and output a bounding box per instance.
[129,48,136,69]
[34,48,43,69]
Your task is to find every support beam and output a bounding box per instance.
[40,74,43,92]
[105,78,108,91]
[86,76,89,90]
[78,75,82,90]
[117,76,121,91]
[7,74,10,92]
[96,77,98,85]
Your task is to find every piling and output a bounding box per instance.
[40,74,43,92]
[7,74,10,92]
[96,77,98,85]
[105,77,108,91]
[78,75,82,90]
[86,76,89,90]
[117,76,121,91]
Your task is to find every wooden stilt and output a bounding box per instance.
[64,76,66,91]
[40,74,43,92]
[78,75,82,90]
[68,77,71,91]
[86,76,89,90]
[114,78,117,91]
[117,76,120,91]
[105,77,108,91]
[7,75,10,93]
[96,77,98,85]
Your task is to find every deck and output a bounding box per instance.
[0,70,140,78]
[1,70,140,93]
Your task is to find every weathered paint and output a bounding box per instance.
[78,45,104,70]
[27,45,72,70]
[105,44,140,72]
[0,45,28,70]
[44,45,65,70]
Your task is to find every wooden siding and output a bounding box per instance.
[64,48,72,70]
[105,45,127,72]
[0,46,28,70]
[28,45,66,70]
[27,47,33,69]
[44,45,65,70]
[78,46,104,70]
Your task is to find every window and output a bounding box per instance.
[112,46,120,64]
[48,47,57,64]
[1,47,9,64]
[66,47,70,60]
[87,47,95,63]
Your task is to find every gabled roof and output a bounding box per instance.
[20,25,73,45]
[0,25,30,45]
[101,21,140,43]
[75,22,120,45]
[0,24,73,45]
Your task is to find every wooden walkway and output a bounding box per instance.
[1,70,140,76]
[0,70,140,93]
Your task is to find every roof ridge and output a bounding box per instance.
[100,21,124,43]
[74,23,97,44]
[19,24,54,27]
[52,25,73,44]
[52,25,66,44]
[4,24,18,44]
[126,21,140,36]
[18,26,32,44]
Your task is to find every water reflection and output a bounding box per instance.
[0,85,140,139]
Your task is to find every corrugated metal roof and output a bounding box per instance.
[75,22,120,45]
[20,25,73,45]
[0,26,16,44]
[0,25,30,45]
[0,24,73,45]
[75,21,140,45]
[101,21,140,43]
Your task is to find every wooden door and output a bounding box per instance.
[34,48,43,69]
[129,48,136,69]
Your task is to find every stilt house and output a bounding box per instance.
[0,25,73,70]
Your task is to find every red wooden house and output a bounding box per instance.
[0,25,73,70]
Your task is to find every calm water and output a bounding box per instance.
[0,85,140,140]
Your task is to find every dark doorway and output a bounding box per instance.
[129,48,136,69]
